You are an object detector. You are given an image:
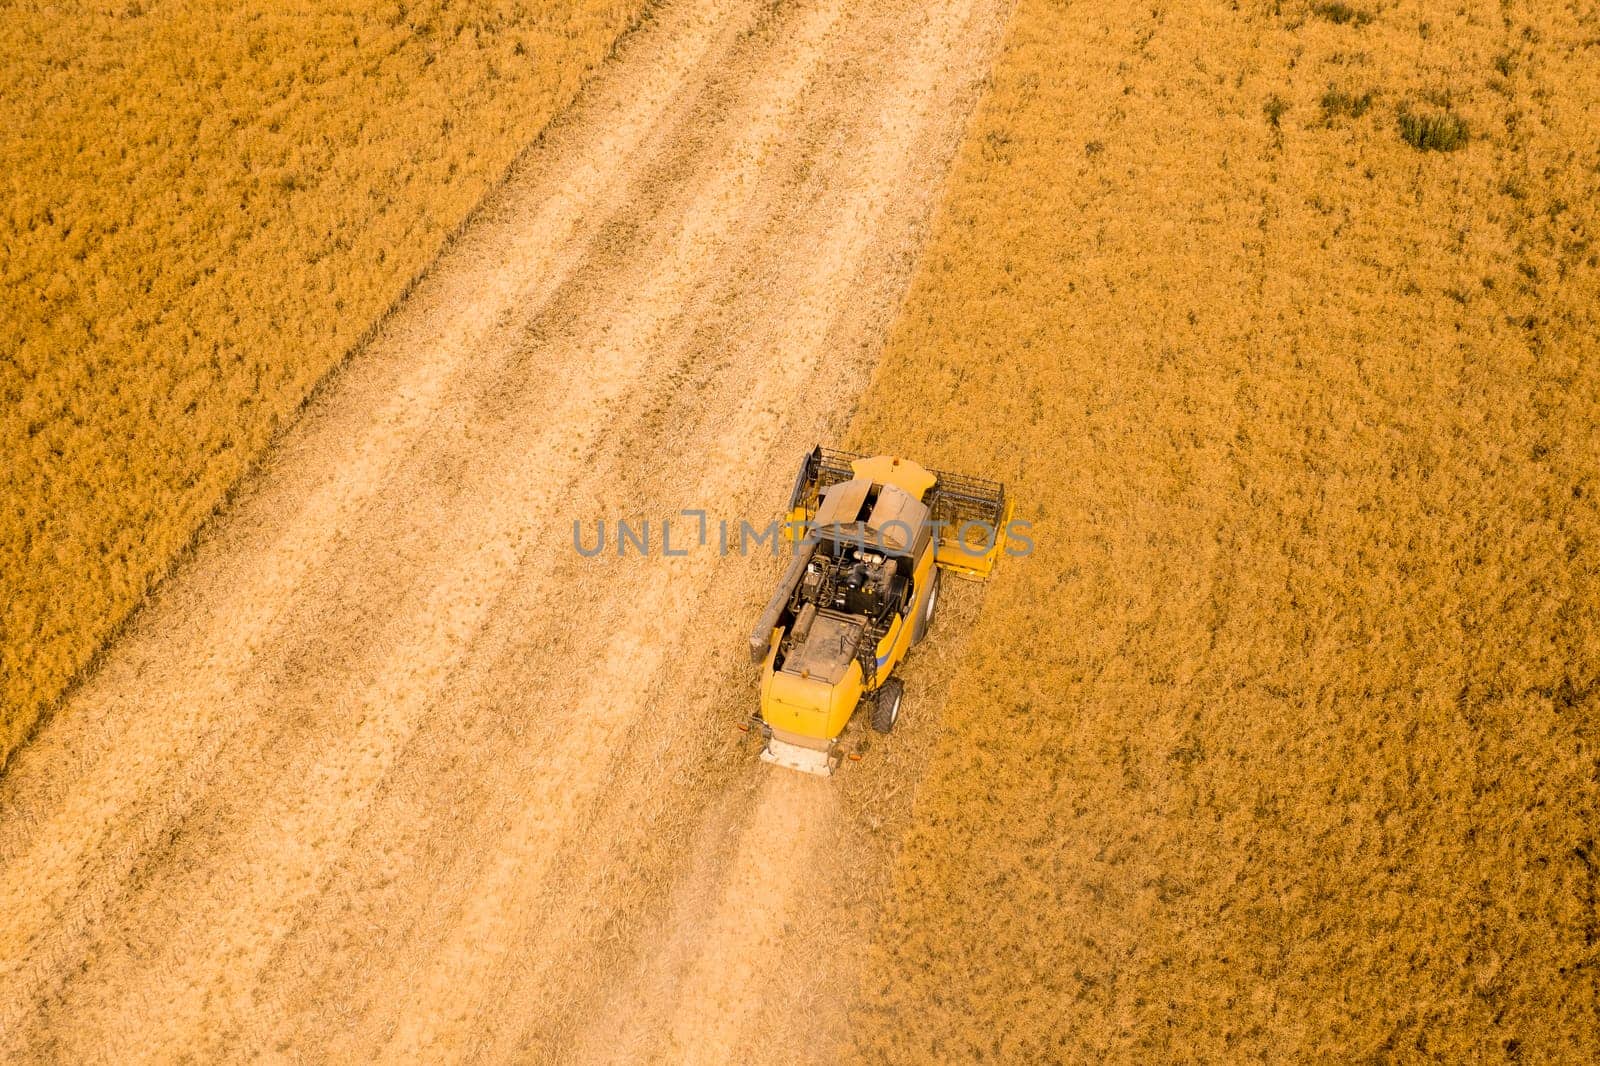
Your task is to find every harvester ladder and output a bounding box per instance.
[856,617,890,695]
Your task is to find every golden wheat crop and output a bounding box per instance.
[0,0,647,767]
[845,0,1599,1059]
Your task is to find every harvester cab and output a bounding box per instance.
[746,447,1009,775]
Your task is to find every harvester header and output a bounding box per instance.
[783,446,1011,579]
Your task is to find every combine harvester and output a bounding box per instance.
[747,447,1010,775]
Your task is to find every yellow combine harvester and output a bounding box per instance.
[747,447,1010,776]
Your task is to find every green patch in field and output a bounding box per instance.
[1320,88,1373,121]
[1397,105,1469,151]
[1310,2,1372,27]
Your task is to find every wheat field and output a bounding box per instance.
[0,0,646,767]
[845,0,1599,1059]
[3,0,1597,1058]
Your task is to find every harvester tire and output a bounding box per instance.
[912,568,941,646]
[871,678,903,734]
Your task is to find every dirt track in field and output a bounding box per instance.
[0,0,1011,1060]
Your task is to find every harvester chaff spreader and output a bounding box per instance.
[746,447,1009,776]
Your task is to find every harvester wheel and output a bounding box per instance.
[912,568,941,646]
[871,678,903,734]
